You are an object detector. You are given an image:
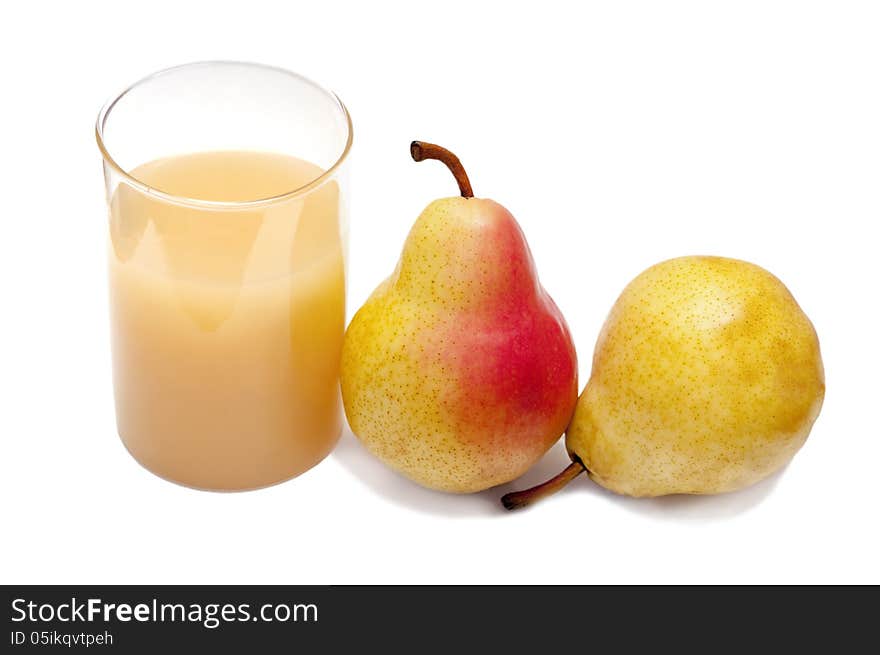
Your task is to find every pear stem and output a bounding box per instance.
[501,460,586,511]
[410,141,474,198]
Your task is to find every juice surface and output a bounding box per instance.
[108,151,346,490]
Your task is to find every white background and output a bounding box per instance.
[1,1,878,584]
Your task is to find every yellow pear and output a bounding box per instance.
[503,256,824,507]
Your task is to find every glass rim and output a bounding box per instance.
[95,60,353,209]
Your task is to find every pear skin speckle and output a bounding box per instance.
[566,256,825,497]
[341,197,578,493]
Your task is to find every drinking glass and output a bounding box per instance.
[96,62,352,490]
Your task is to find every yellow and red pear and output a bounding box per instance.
[341,142,578,493]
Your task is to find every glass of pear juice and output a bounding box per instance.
[96,62,352,491]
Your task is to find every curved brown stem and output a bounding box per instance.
[501,460,586,511]
[410,141,474,198]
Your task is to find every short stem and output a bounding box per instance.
[501,460,586,511]
[410,141,474,198]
